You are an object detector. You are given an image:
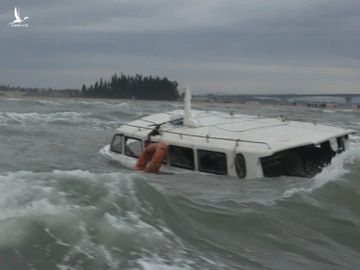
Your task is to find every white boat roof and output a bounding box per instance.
[117,110,355,155]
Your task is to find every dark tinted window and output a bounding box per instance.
[198,150,227,175]
[169,145,194,170]
[235,154,246,178]
[125,137,142,158]
[110,134,122,153]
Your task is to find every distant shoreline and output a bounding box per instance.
[1,91,359,111]
[1,90,359,110]
[0,89,79,99]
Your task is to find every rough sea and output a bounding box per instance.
[0,97,359,270]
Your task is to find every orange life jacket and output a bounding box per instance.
[135,143,169,173]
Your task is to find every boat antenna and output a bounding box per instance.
[183,87,199,128]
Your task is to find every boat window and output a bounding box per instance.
[125,137,143,158]
[110,134,123,153]
[169,145,194,170]
[235,154,246,178]
[198,150,227,175]
[260,143,335,178]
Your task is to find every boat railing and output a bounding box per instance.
[257,114,348,129]
[119,123,272,149]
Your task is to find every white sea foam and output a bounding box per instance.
[2,98,23,101]
[137,258,192,270]
[2,97,131,109]
[322,109,336,113]
[73,100,129,107]
[0,111,120,128]
[0,169,140,258]
[36,99,130,108]
[0,170,81,247]
[58,220,121,269]
[0,111,90,125]
[56,265,75,270]
[0,171,73,220]
[350,135,360,143]
[105,212,166,240]
[37,100,67,106]
[30,169,188,270]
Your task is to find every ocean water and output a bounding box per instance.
[0,97,359,270]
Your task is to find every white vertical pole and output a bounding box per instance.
[183,87,199,128]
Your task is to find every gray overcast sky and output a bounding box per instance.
[1,0,360,94]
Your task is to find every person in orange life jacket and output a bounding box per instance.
[135,126,169,173]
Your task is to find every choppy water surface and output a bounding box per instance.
[0,97,359,270]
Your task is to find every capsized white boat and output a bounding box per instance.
[100,88,356,179]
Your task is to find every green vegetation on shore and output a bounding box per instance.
[81,73,179,100]
[1,73,179,100]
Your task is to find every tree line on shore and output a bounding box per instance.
[81,73,180,100]
[1,73,180,100]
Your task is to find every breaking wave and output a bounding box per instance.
[0,170,225,269]
[37,99,130,108]
[2,156,360,269]
[282,146,360,198]
[0,111,122,129]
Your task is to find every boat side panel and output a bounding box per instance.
[100,145,195,174]
[113,129,267,179]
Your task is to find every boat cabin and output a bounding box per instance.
[106,110,352,179]
[109,131,247,178]
[103,88,354,179]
